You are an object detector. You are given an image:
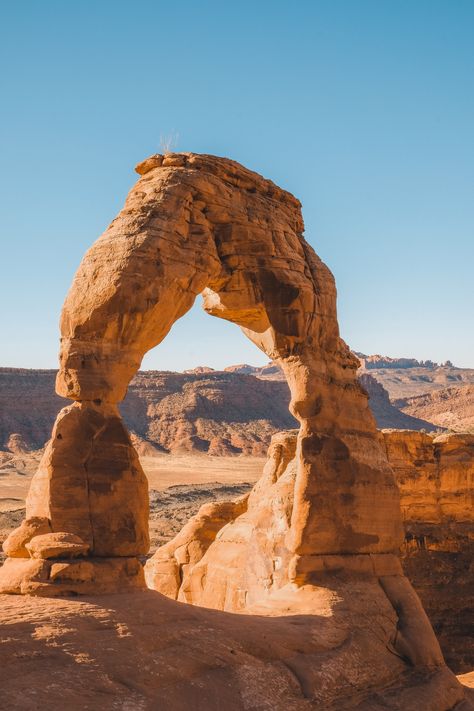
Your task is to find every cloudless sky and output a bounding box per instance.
[1,0,473,371]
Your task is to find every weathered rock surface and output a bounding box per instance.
[0,367,296,456]
[396,383,474,433]
[0,153,468,706]
[381,429,474,673]
[147,427,474,679]
[2,516,52,558]
[0,591,470,711]
[0,368,64,450]
[357,356,474,400]
[25,532,89,559]
[121,370,296,455]
[25,402,150,558]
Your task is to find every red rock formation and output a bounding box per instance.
[396,384,474,432]
[0,153,468,707]
[381,429,474,672]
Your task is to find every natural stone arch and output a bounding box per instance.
[1,153,468,709]
[0,153,402,593]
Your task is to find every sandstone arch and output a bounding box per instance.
[1,153,404,594]
[0,153,469,708]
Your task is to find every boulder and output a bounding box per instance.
[2,516,52,558]
[26,532,89,559]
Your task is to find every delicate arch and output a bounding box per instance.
[2,154,402,594]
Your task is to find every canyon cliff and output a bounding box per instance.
[0,364,447,457]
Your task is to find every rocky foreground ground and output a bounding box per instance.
[0,589,472,711]
[1,431,473,677]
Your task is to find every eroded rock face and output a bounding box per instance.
[155,427,472,676]
[382,429,474,673]
[145,429,471,707]
[3,152,404,594]
[0,153,467,707]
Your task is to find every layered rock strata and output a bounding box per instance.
[145,429,470,708]
[381,429,474,673]
[0,153,468,707]
[146,428,474,678]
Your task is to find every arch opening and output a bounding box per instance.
[0,153,403,596]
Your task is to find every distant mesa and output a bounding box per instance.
[183,366,216,374]
[356,352,455,370]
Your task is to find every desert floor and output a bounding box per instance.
[0,453,265,555]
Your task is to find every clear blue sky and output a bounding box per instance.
[1,0,473,370]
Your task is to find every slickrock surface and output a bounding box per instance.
[0,590,471,711]
[0,153,469,707]
[396,384,474,433]
[381,429,474,673]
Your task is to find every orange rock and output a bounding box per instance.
[135,153,163,175]
[53,153,402,567]
[0,558,49,594]
[0,153,467,706]
[2,516,51,558]
[381,429,474,524]
[26,532,89,559]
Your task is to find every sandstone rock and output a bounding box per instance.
[0,590,470,711]
[146,430,404,608]
[381,430,474,524]
[25,401,149,557]
[3,364,471,457]
[135,153,163,175]
[145,496,248,599]
[0,557,49,594]
[0,556,144,596]
[382,428,474,673]
[121,370,296,456]
[357,356,474,400]
[26,532,89,559]
[0,367,64,450]
[50,560,94,582]
[54,152,402,565]
[0,153,467,706]
[2,516,51,558]
[359,372,439,431]
[396,383,474,432]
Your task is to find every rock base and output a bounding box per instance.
[0,556,145,596]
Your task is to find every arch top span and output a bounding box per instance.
[57,152,343,405]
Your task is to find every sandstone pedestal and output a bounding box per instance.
[0,555,144,596]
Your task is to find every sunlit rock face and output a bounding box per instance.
[0,154,469,709]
